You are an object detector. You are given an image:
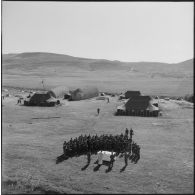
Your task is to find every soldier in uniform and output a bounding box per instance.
[129,141,135,160]
[136,145,140,163]
[125,128,129,139]
[63,141,67,155]
[97,108,100,115]
[124,152,128,166]
[109,152,115,169]
[130,128,134,140]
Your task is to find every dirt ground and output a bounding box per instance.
[1,89,194,194]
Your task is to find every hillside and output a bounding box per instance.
[2,52,193,76]
[2,52,193,96]
[2,52,130,72]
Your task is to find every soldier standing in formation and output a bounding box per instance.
[61,128,140,167]
[124,152,128,166]
[130,128,134,139]
[109,152,115,169]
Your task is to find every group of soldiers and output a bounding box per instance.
[62,128,140,166]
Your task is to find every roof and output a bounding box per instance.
[125,91,141,98]
[27,92,51,103]
[125,96,152,110]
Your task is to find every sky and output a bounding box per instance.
[2,2,194,63]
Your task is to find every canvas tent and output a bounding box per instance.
[48,86,70,99]
[70,86,99,101]
[24,91,58,106]
[117,96,159,117]
[124,91,141,99]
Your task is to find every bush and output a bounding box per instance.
[184,94,194,103]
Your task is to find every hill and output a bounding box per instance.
[2,52,130,72]
[2,52,193,75]
[2,52,193,96]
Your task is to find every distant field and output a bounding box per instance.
[2,71,193,97]
[2,90,194,194]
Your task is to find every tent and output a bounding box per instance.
[125,96,152,110]
[70,86,99,101]
[124,91,141,99]
[24,91,58,106]
[48,86,70,99]
[117,96,159,117]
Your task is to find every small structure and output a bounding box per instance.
[117,96,159,117]
[24,91,59,106]
[70,86,99,101]
[124,91,141,99]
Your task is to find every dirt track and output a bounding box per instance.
[2,89,194,194]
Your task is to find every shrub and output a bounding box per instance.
[184,94,194,103]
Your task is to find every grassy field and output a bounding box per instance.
[2,53,194,193]
[2,71,193,97]
[2,89,194,194]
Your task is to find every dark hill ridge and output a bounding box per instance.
[2,52,131,72]
[2,52,193,77]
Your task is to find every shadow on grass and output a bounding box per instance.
[56,154,69,164]
[81,163,90,171]
[93,164,102,172]
[105,166,112,173]
[120,165,127,172]
[94,160,113,173]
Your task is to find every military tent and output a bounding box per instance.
[117,96,159,117]
[124,91,141,99]
[70,86,99,101]
[24,91,58,106]
[48,86,70,99]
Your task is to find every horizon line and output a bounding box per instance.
[2,51,194,64]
